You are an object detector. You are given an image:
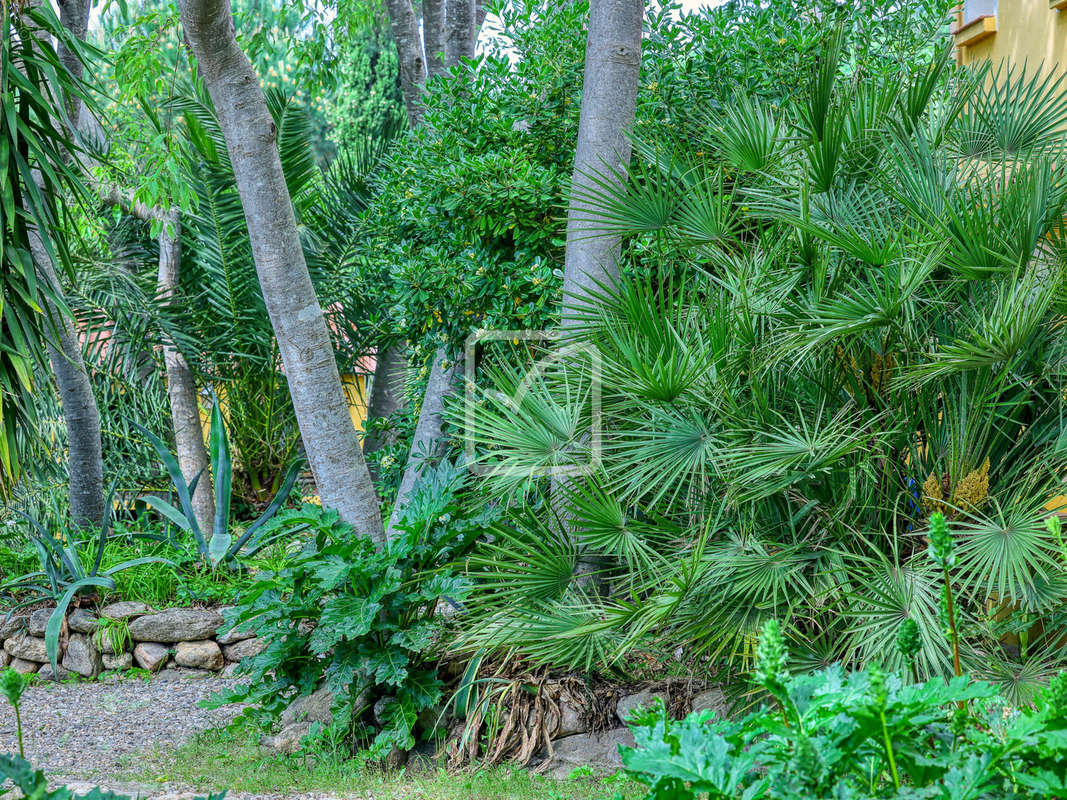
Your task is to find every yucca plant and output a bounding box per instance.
[136,396,302,568]
[456,33,1067,696]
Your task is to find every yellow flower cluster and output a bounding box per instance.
[922,457,990,517]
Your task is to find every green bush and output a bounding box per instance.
[622,621,1067,799]
[456,18,1067,699]
[212,462,495,758]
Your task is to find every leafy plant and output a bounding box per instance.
[137,397,302,568]
[1,668,30,758]
[211,461,492,758]
[0,498,171,673]
[621,619,1067,799]
[456,23,1067,699]
[92,617,131,656]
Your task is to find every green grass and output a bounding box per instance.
[119,721,640,800]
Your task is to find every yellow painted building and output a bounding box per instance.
[954,0,1067,68]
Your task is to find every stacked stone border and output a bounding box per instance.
[0,602,263,680]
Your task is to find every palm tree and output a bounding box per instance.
[175,0,385,542]
[457,36,1067,700]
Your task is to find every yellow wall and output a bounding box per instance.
[957,1,1067,69]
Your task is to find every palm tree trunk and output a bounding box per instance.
[177,0,385,544]
[424,0,446,78]
[383,0,426,124]
[387,346,459,536]
[445,0,476,64]
[27,0,105,530]
[158,211,215,533]
[561,0,643,327]
[29,235,106,530]
[364,344,407,461]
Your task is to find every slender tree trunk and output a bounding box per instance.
[387,347,459,536]
[27,0,106,529]
[424,0,446,79]
[558,0,642,570]
[364,343,407,459]
[177,0,385,543]
[561,0,643,326]
[157,211,215,533]
[29,236,106,530]
[382,0,426,124]
[444,0,476,64]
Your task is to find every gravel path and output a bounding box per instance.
[0,670,242,792]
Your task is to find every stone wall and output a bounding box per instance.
[0,602,264,680]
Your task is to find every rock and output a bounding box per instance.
[9,658,39,675]
[220,662,240,678]
[62,633,103,678]
[102,652,134,671]
[415,704,447,737]
[128,608,223,642]
[133,642,170,672]
[0,615,25,639]
[4,632,47,663]
[547,700,587,737]
[157,667,211,681]
[38,663,74,681]
[67,609,99,634]
[222,637,266,662]
[100,601,154,620]
[216,625,256,645]
[691,687,728,718]
[173,640,224,671]
[546,729,635,779]
[280,686,335,727]
[616,689,667,724]
[261,722,311,755]
[0,650,9,668]
[27,608,55,637]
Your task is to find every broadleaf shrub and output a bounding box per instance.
[212,462,492,757]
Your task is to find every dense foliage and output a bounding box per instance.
[623,620,1067,799]
[458,22,1067,701]
[213,462,495,757]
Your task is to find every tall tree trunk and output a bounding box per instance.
[364,344,407,460]
[177,0,385,543]
[424,0,446,79]
[444,0,476,64]
[29,236,106,530]
[158,211,215,533]
[28,0,106,529]
[561,0,643,326]
[387,347,459,536]
[383,0,426,124]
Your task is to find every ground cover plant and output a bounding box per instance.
[622,619,1067,799]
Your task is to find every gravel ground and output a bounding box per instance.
[0,669,245,795]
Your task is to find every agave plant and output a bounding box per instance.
[457,34,1067,696]
[0,489,172,674]
[137,396,302,568]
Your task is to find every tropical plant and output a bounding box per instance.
[0,2,97,494]
[137,396,302,568]
[456,30,1067,700]
[621,620,1067,799]
[211,461,492,756]
[0,496,171,673]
